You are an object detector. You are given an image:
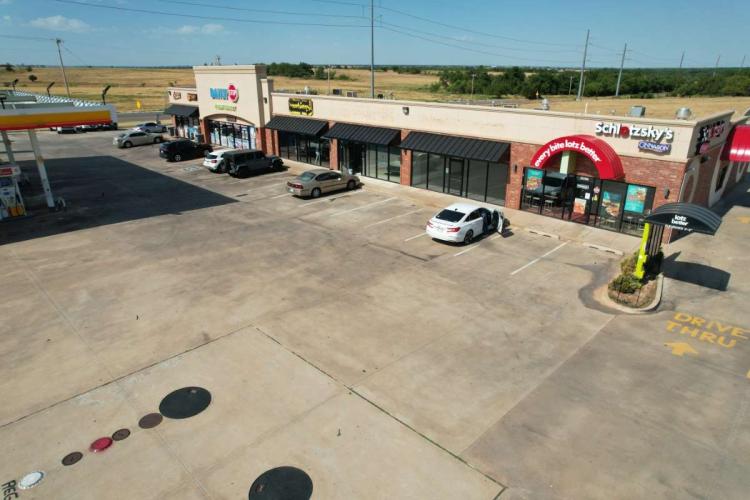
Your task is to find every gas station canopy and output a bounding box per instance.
[0,105,115,131]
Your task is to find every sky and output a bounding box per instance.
[0,0,748,68]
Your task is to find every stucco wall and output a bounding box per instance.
[194,65,266,127]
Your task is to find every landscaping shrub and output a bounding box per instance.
[609,273,643,294]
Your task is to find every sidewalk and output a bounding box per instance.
[282,159,640,256]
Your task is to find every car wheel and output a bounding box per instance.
[154,137,162,144]
[123,141,132,148]
[311,187,321,199]
[174,153,182,162]
[346,179,356,190]
[464,230,474,245]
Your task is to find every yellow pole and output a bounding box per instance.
[634,222,651,279]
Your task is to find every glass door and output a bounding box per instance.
[448,158,464,195]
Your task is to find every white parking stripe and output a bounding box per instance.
[509,241,569,276]
[404,232,427,242]
[364,209,422,228]
[329,197,395,217]
[454,245,478,257]
[271,193,291,199]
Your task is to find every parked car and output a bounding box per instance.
[287,169,360,198]
[113,130,163,148]
[159,139,213,162]
[203,149,238,173]
[426,203,504,244]
[225,149,283,178]
[134,122,167,134]
[56,126,82,134]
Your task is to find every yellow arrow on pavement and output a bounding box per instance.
[738,216,750,224]
[665,342,698,357]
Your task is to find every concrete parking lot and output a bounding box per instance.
[1,130,748,499]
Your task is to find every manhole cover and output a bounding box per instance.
[159,387,211,419]
[89,437,113,453]
[248,467,313,500]
[138,413,163,429]
[62,452,83,466]
[18,471,45,490]
[112,428,131,441]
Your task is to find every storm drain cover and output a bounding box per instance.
[159,387,211,419]
[112,428,131,441]
[248,467,313,500]
[18,471,44,490]
[62,452,83,466]
[138,413,163,429]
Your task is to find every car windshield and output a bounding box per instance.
[206,153,217,160]
[299,172,317,181]
[435,209,465,222]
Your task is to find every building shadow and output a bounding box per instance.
[662,251,730,291]
[1,155,236,245]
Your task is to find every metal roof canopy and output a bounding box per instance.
[163,104,199,118]
[645,202,722,235]
[266,115,328,136]
[323,122,400,146]
[400,131,509,162]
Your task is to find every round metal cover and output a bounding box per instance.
[62,452,83,466]
[159,387,211,419]
[112,428,131,441]
[248,467,313,500]
[138,412,163,429]
[89,437,113,453]
[18,471,45,490]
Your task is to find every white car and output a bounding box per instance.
[426,203,504,244]
[203,149,237,173]
[113,130,163,148]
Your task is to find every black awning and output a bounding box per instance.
[266,115,328,136]
[400,131,509,162]
[645,203,722,235]
[323,123,400,146]
[164,104,199,117]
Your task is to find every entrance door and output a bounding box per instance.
[346,143,364,174]
[448,158,464,196]
[568,175,595,224]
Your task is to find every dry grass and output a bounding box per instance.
[6,66,749,119]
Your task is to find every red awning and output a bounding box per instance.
[721,124,750,162]
[529,134,625,180]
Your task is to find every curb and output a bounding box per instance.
[597,274,664,314]
[583,243,625,256]
[525,228,560,240]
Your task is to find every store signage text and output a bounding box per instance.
[638,140,671,154]
[2,480,18,500]
[595,122,674,142]
[214,104,237,112]
[210,83,239,103]
[172,91,182,100]
[533,138,602,167]
[694,119,726,155]
[665,312,748,350]
[289,98,314,116]
[187,93,198,102]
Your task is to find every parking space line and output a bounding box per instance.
[330,197,395,217]
[509,241,569,276]
[299,189,366,207]
[271,193,291,199]
[404,232,427,242]
[453,233,504,257]
[364,209,422,228]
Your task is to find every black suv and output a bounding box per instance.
[225,149,284,178]
[159,139,213,162]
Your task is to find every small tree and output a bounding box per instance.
[26,66,33,72]
[28,74,38,82]
[5,63,14,72]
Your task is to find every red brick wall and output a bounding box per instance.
[507,142,538,209]
[261,128,278,156]
[256,126,266,153]
[328,121,338,170]
[198,119,209,144]
[400,129,412,185]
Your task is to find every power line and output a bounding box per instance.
[54,0,370,28]
[158,0,367,19]
[0,34,55,42]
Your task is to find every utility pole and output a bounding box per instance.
[327,65,331,95]
[568,75,573,95]
[470,73,476,98]
[576,29,589,101]
[741,55,746,69]
[615,42,627,97]
[370,0,375,99]
[215,55,221,66]
[713,54,721,77]
[679,50,685,70]
[55,38,71,98]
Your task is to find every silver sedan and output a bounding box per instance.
[286,169,360,198]
[113,130,164,148]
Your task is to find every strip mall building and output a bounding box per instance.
[165,65,750,237]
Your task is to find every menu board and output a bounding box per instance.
[525,168,544,192]
[573,197,587,215]
[599,190,622,219]
[624,185,647,213]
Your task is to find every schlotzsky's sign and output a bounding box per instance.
[595,122,674,142]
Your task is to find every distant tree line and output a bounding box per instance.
[430,66,750,98]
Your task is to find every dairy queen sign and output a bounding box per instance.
[209,84,239,103]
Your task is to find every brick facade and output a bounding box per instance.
[400,130,412,186]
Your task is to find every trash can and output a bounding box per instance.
[167,126,176,136]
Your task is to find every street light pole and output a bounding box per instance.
[55,38,71,97]
[576,29,590,101]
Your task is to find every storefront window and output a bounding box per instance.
[427,154,445,193]
[388,149,400,182]
[485,161,508,205]
[466,159,488,202]
[412,151,428,189]
[376,145,389,180]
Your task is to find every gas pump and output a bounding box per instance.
[0,164,26,220]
